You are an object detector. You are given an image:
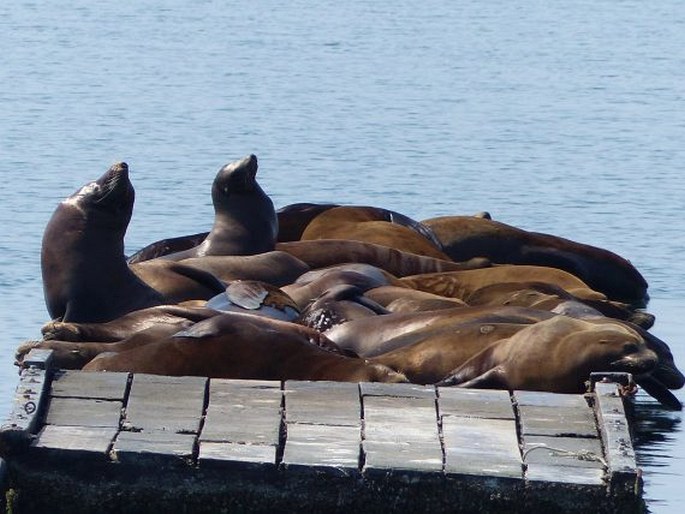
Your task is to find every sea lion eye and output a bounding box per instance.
[622,342,639,353]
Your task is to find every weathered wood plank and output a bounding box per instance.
[363,395,442,476]
[523,435,605,470]
[45,397,122,428]
[282,424,360,474]
[201,405,281,445]
[21,348,54,370]
[360,382,436,399]
[198,441,277,470]
[442,417,522,478]
[594,380,640,496]
[32,425,117,457]
[0,364,50,455]
[514,391,591,408]
[50,370,129,400]
[112,430,196,467]
[438,387,514,420]
[518,404,598,438]
[285,381,360,426]
[124,374,207,433]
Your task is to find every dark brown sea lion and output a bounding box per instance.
[41,163,166,323]
[300,206,449,259]
[81,313,409,383]
[297,284,390,332]
[422,215,649,305]
[398,265,607,302]
[437,316,670,404]
[276,239,490,278]
[282,264,400,308]
[173,251,310,287]
[130,154,278,263]
[41,305,222,342]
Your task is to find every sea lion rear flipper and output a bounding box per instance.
[453,366,509,390]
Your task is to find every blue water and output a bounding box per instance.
[1,1,683,510]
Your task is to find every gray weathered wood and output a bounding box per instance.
[523,435,605,470]
[594,381,640,495]
[50,370,129,400]
[360,382,436,399]
[199,441,277,470]
[45,397,122,428]
[518,404,598,438]
[442,417,522,478]
[438,387,514,420]
[124,374,207,433]
[285,381,360,426]
[32,425,117,456]
[112,430,196,467]
[282,424,360,474]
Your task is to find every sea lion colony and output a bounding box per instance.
[17,155,684,410]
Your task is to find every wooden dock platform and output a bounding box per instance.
[0,349,644,513]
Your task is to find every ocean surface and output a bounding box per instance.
[1,0,683,510]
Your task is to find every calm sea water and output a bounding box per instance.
[1,0,683,510]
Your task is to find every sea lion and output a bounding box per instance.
[170,251,310,288]
[398,265,607,303]
[422,215,649,305]
[282,264,400,308]
[81,313,409,383]
[41,162,166,323]
[300,206,449,259]
[276,239,490,278]
[297,284,390,332]
[132,154,278,262]
[364,285,468,313]
[439,316,658,395]
[324,306,556,358]
[276,202,339,242]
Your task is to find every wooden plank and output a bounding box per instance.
[0,364,50,454]
[285,381,360,426]
[518,404,598,438]
[282,424,360,474]
[360,382,436,399]
[198,441,277,470]
[201,405,281,445]
[112,430,196,467]
[593,381,640,494]
[442,417,522,479]
[438,387,514,420]
[522,435,605,470]
[32,425,117,457]
[514,391,591,408]
[363,395,442,476]
[124,374,206,433]
[45,397,122,428]
[526,464,606,485]
[50,370,129,400]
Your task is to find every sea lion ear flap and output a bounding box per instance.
[438,362,509,390]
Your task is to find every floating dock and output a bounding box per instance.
[0,349,643,513]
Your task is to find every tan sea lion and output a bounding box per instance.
[439,316,659,395]
[398,265,607,302]
[300,205,449,259]
[276,239,490,278]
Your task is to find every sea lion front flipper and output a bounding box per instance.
[637,375,683,411]
[452,366,509,390]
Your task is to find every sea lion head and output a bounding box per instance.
[59,162,134,233]
[212,154,260,201]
